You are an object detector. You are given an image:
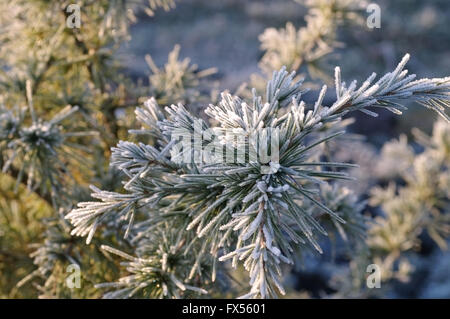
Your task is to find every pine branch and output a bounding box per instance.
[66,54,450,298]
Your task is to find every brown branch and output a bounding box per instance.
[61,6,120,143]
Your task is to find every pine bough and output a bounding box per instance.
[66,54,450,298]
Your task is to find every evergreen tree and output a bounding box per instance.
[0,0,449,299]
